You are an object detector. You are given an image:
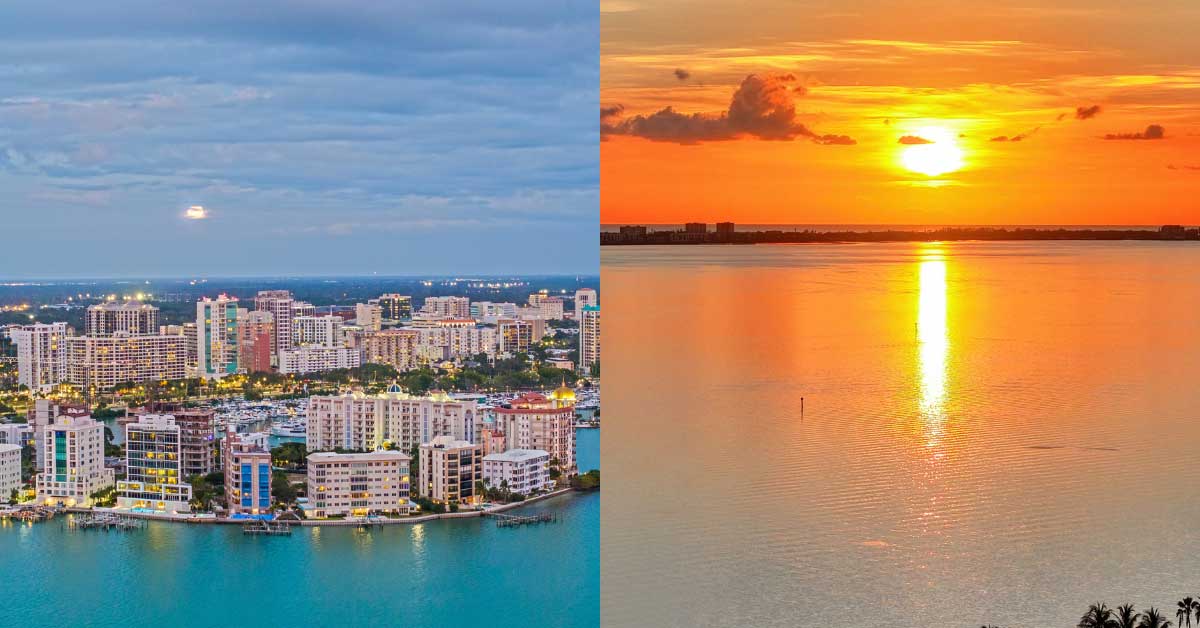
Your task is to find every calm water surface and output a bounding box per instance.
[602,241,1200,627]
[1,428,599,628]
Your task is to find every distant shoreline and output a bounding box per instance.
[601,225,1199,246]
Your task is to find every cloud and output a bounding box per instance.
[1075,104,1102,120]
[1167,164,1200,171]
[600,104,624,119]
[1104,124,1165,140]
[990,127,1040,142]
[601,73,854,145]
[183,205,208,220]
[673,68,690,81]
[898,135,932,145]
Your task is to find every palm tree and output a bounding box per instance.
[1178,598,1195,628]
[1192,599,1200,628]
[1117,604,1143,628]
[1080,603,1120,628]
[1139,607,1172,628]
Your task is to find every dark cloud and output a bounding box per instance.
[1056,113,1067,121]
[1167,164,1200,171]
[898,135,933,145]
[600,104,624,119]
[1104,124,1165,140]
[1075,105,1102,120]
[673,68,690,81]
[601,73,854,146]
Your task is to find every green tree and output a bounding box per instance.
[271,471,298,505]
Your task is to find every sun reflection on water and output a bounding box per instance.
[917,250,948,448]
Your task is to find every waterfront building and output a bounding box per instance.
[292,315,344,348]
[35,414,115,507]
[223,426,272,516]
[278,346,362,375]
[498,319,534,355]
[482,449,550,495]
[29,400,90,469]
[307,388,478,452]
[11,322,70,391]
[237,309,274,373]
[376,294,413,321]
[418,435,481,505]
[494,387,577,474]
[305,450,412,518]
[419,296,470,319]
[85,301,159,336]
[361,329,420,371]
[355,302,383,333]
[580,305,600,375]
[139,404,217,478]
[254,290,295,362]
[0,443,21,499]
[65,333,188,390]
[685,222,707,234]
[117,414,192,513]
[197,295,240,379]
[574,288,597,320]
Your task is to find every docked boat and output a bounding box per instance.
[270,420,307,438]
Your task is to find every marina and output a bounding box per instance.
[66,513,144,532]
[489,512,559,528]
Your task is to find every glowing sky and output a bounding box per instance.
[601,0,1200,225]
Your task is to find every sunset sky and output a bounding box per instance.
[601,0,1200,225]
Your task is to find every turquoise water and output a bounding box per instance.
[1,428,599,628]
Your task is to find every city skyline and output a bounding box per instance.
[0,2,599,277]
[600,0,1200,225]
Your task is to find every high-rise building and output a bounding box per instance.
[28,400,89,469]
[138,405,217,479]
[292,315,343,348]
[409,323,497,360]
[117,414,191,513]
[254,290,295,362]
[419,435,481,505]
[495,387,577,475]
[516,307,547,340]
[419,296,470,319]
[305,450,412,518]
[237,309,274,373]
[471,301,519,320]
[355,302,383,333]
[538,297,565,320]
[85,301,159,336]
[376,294,413,321]
[35,414,114,507]
[11,322,70,391]
[574,288,597,320]
[361,329,420,371]
[197,295,240,379]
[498,319,534,355]
[291,301,316,318]
[278,346,362,374]
[580,305,600,375]
[307,388,478,452]
[65,333,188,390]
[223,426,273,516]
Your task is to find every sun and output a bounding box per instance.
[900,126,965,177]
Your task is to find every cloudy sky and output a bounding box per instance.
[0,2,597,278]
[601,0,1200,225]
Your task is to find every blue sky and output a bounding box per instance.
[0,2,598,278]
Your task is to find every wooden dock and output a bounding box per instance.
[67,513,144,531]
[242,520,292,536]
[489,512,559,528]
